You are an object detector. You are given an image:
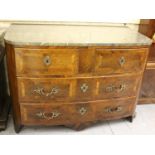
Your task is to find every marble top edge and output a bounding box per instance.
[0,29,6,37]
[11,22,128,27]
[4,40,151,47]
[4,24,153,46]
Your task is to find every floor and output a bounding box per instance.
[1,104,155,135]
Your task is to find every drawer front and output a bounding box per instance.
[17,75,140,102]
[15,48,79,76]
[93,48,148,75]
[75,75,140,101]
[20,103,94,125]
[17,78,76,102]
[20,97,135,125]
[94,97,135,120]
[17,77,96,102]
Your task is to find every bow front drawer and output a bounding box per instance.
[17,74,140,103]
[20,97,135,125]
[93,48,148,75]
[15,48,79,77]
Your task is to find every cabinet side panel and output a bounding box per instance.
[6,43,22,131]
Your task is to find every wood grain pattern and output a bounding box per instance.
[15,48,79,77]
[6,43,22,132]
[14,47,148,77]
[17,74,141,103]
[17,77,76,102]
[94,48,148,75]
[20,97,135,126]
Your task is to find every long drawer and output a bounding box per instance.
[20,97,135,125]
[17,74,140,102]
[14,48,148,77]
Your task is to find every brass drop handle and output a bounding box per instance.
[43,55,51,66]
[33,87,59,97]
[105,84,126,93]
[104,106,122,113]
[119,56,125,66]
[36,111,61,120]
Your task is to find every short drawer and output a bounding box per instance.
[17,74,140,102]
[93,48,148,75]
[20,97,135,125]
[15,48,79,77]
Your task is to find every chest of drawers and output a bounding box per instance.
[4,24,152,133]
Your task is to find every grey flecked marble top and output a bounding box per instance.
[4,24,152,46]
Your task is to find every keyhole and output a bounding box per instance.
[43,56,51,66]
[119,57,125,66]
